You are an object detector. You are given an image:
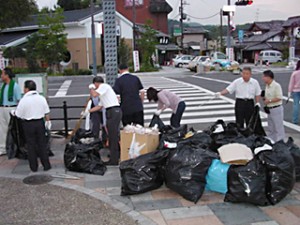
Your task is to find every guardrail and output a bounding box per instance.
[50,101,83,137]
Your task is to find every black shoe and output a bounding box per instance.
[44,166,52,171]
[105,160,119,166]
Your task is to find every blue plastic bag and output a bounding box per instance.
[206,159,230,194]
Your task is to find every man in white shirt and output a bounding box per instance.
[216,67,261,128]
[89,76,122,165]
[15,80,52,172]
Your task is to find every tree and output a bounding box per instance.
[25,34,41,73]
[3,46,26,67]
[0,0,38,30]
[34,7,67,73]
[118,38,131,66]
[137,20,158,69]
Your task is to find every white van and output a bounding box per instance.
[259,50,282,64]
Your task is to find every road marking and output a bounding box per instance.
[144,99,228,108]
[165,77,300,133]
[54,80,72,97]
[143,104,233,113]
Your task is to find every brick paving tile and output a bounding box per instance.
[295,195,300,201]
[161,205,213,220]
[166,215,224,225]
[286,205,300,217]
[151,189,182,200]
[179,192,224,207]
[0,158,19,169]
[251,221,279,225]
[141,210,167,225]
[64,177,85,186]
[263,207,300,225]
[94,187,107,195]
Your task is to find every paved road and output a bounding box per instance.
[47,66,300,142]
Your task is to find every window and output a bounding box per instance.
[125,0,143,7]
[265,53,269,56]
[217,53,226,60]
[270,52,276,57]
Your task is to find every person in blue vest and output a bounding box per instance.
[0,67,21,155]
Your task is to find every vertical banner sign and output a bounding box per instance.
[238,30,244,43]
[103,0,118,86]
[133,50,140,72]
[226,48,234,62]
[0,51,5,70]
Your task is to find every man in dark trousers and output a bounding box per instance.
[15,80,51,172]
[113,64,145,126]
[90,76,122,165]
[216,67,261,128]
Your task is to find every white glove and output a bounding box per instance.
[88,83,96,90]
[81,111,89,118]
[10,110,16,116]
[154,109,162,116]
[255,102,261,108]
[288,92,291,98]
[45,121,52,130]
[215,92,221,98]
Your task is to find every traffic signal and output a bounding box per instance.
[235,0,253,6]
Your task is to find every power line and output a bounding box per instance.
[186,11,220,20]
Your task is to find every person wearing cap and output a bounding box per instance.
[0,67,22,155]
[215,67,261,129]
[262,70,285,142]
[113,64,145,126]
[89,76,122,165]
[15,80,52,172]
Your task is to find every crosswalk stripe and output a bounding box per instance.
[143,100,228,108]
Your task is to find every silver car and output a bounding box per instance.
[188,56,210,71]
[173,55,194,67]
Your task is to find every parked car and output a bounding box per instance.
[210,52,231,67]
[259,50,282,64]
[188,56,210,71]
[173,55,194,67]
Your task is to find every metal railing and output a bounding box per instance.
[50,101,83,137]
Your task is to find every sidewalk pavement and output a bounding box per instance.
[1,135,300,225]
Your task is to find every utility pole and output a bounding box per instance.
[226,0,231,59]
[91,0,97,76]
[220,9,223,52]
[180,0,184,52]
[132,0,136,50]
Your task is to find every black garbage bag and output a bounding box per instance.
[225,158,270,206]
[158,125,188,149]
[286,137,300,181]
[64,131,106,175]
[6,114,54,159]
[178,132,213,150]
[149,115,165,130]
[247,105,266,137]
[258,140,295,205]
[164,143,216,203]
[71,128,96,144]
[120,149,169,195]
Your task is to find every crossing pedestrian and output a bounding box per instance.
[288,60,300,124]
[215,67,261,129]
[147,87,186,128]
[15,80,52,172]
[113,64,145,126]
[90,76,122,165]
[0,67,22,155]
[262,70,285,142]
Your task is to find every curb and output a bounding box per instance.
[0,174,156,225]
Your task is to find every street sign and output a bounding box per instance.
[238,30,244,42]
[226,47,235,62]
[173,26,182,36]
[103,0,118,86]
[133,50,140,72]
[15,73,47,97]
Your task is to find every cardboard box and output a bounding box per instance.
[218,143,253,165]
[120,131,159,161]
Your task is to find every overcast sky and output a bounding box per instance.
[36,0,299,25]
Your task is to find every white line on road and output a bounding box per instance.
[166,77,300,133]
[143,99,228,108]
[54,80,72,97]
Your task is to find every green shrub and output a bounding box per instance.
[78,69,92,75]
[63,68,75,76]
[12,68,30,74]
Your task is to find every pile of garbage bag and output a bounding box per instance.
[120,116,299,206]
[64,129,107,175]
[6,114,54,159]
